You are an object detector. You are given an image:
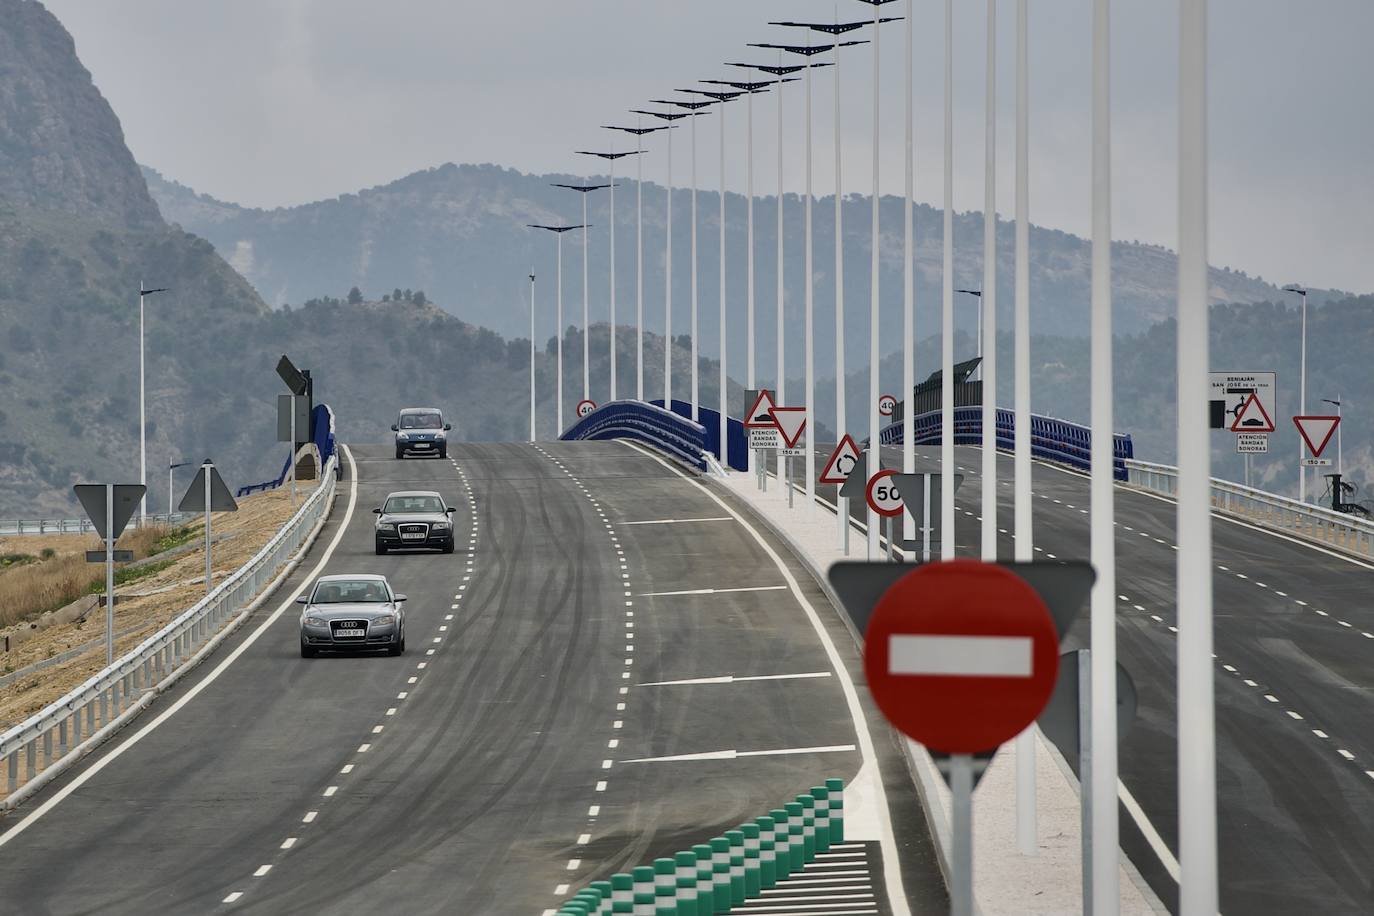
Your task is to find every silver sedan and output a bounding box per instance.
[298,574,407,658]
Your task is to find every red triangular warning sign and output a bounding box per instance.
[743,389,779,429]
[1230,392,1275,433]
[1293,415,1340,458]
[769,407,807,448]
[819,435,862,484]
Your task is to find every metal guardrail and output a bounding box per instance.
[552,779,846,914]
[561,399,709,472]
[1124,458,1374,558]
[0,453,338,808]
[0,513,190,537]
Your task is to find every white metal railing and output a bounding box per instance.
[1123,458,1374,558]
[0,454,338,809]
[0,513,191,536]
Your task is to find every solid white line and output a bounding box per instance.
[620,517,734,525]
[622,441,912,915]
[1118,778,1181,883]
[623,744,856,764]
[638,585,789,597]
[637,672,832,688]
[0,445,360,849]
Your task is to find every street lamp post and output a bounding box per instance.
[168,460,190,519]
[955,289,984,379]
[654,98,718,422]
[749,39,863,511]
[605,122,673,402]
[726,60,811,485]
[529,269,537,441]
[1284,284,1310,501]
[552,182,613,405]
[633,109,700,408]
[137,283,169,524]
[577,150,642,403]
[685,87,744,464]
[768,22,875,543]
[527,224,587,433]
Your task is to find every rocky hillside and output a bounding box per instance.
[0,0,161,228]
[143,160,1324,381]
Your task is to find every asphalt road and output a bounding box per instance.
[0,441,943,915]
[792,441,1374,914]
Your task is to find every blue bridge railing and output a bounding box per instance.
[878,406,1134,480]
[238,404,338,497]
[560,400,709,471]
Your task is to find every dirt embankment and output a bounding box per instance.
[0,488,302,728]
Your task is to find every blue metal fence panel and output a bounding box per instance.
[878,407,1133,481]
[647,400,748,471]
[237,404,338,497]
[560,399,709,471]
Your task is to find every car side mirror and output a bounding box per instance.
[295,595,309,604]
[390,424,399,431]
[372,507,382,514]
[444,423,452,431]
[393,594,408,603]
[446,506,456,513]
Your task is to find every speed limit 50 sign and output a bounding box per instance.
[866,469,905,517]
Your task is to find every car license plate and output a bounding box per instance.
[335,628,365,638]
[413,442,431,449]
[401,532,425,540]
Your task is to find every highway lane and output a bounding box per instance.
[0,441,943,915]
[791,441,1374,913]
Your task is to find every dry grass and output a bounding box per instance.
[0,524,188,629]
[0,486,304,727]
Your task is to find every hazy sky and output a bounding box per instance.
[43,0,1374,293]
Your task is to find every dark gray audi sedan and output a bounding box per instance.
[298,574,406,657]
[374,490,456,554]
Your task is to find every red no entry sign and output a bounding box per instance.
[863,560,1059,753]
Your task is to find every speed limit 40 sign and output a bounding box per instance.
[866,469,905,517]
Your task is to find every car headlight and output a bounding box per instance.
[431,521,451,530]
[302,615,326,626]
[377,522,396,531]
[396,432,410,440]
[371,613,397,625]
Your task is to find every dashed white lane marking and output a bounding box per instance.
[223,892,243,903]
[303,811,317,823]
[323,786,337,797]
[280,837,297,849]
[624,744,857,764]
[253,865,271,877]
[639,585,789,597]
[620,517,734,525]
[1340,750,1356,760]
[638,672,833,688]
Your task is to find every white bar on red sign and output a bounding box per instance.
[888,635,1033,677]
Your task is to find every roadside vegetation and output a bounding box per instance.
[0,524,195,629]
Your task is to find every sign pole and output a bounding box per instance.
[922,473,932,563]
[203,461,213,596]
[105,484,115,666]
[289,396,299,506]
[1079,647,1094,915]
[950,752,974,916]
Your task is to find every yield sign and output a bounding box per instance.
[1293,415,1340,458]
[769,407,807,448]
[1230,392,1275,433]
[819,435,862,485]
[863,559,1060,754]
[743,389,779,429]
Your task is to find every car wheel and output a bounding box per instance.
[300,640,317,658]
[439,445,448,459]
[388,635,404,657]
[442,539,454,554]
[375,540,387,555]
[395,447,405,460]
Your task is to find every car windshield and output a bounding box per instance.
[400,412,442,429]
[384,495,444,513]
[311,579,390,604]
